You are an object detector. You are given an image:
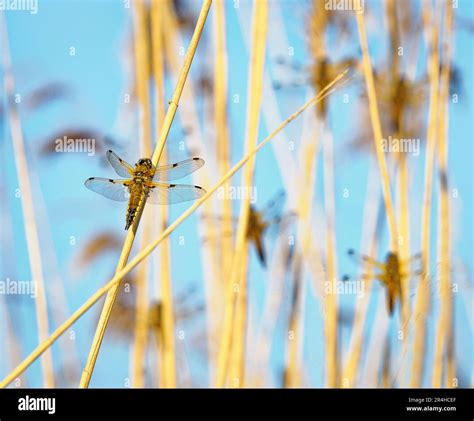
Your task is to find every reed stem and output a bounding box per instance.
[410,1,441,387]
[432,0,453,388]
[217,0,268,388]
[355,10,399,253]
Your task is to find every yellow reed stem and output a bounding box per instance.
[228,249,249,387]
[322,123,339,388]
[432,0,453,388]
[213,0,233,354]
[134,0,152,158]
[284,254,303,388]
[214,0,232,263]
[341,163,381,387]
[355,11,399,253]
[131,0,153,388]
[288,116,321,387]
[151,0,175,389]
[152,0,211,164]
[78,0,212,388]
[298,122,319,260]
[398,154,411,323]
[0,14,55,388]
[219,0,268,388]
[0,72,347,389]
[132,248,149,387]
[410,1,441,388]
[385,0,411,331]
[161,0,219,384]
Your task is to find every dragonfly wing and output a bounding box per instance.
[146,182,206,204]
[262,190,286,224]
[347,249,385,270]
[153,158,204,181]
[106,150,135,178]
[85,177,130,202]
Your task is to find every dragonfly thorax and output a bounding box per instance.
[385,252,400,278]
[135,158,156,179]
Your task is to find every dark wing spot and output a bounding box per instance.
[193,157,200,161]
[109,179,114,183]
[108,149,112,153]
[172,163,178,167]
[195,185,202,189]
[169,184,176,188]
[87,177,94,181]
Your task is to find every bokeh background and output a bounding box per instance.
[0,0,472,388]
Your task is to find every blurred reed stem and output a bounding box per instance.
[386,0,411,330]
[151,0,175,389]
[0,72,347,389]
[213,0,233,374]
[79,0,212,388]
[433,0,453,388]
[3,297,28,386]
[355,10,399,253]
[288,115,322,388]
[308,2,340,387]
[284,254,304,387]
[228,249,249,386]
[217,0,268,388]
[131,0,153,388]
[411,1,441,388]
[161,0,221,384]
[341,176,381,387]
[0,14,55,388]
[322,124,339,388]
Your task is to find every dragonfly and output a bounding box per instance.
[343,249,422,315]
[85,150,206,230]
[202,191,294,267]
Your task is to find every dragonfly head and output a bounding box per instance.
[137,158,153,169]
[386,252,398,263]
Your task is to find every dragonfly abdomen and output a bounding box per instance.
[125,185,148,230]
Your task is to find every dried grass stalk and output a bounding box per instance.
[432,0,453,388]
[410,2,441,388]
[217,0,268,388]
